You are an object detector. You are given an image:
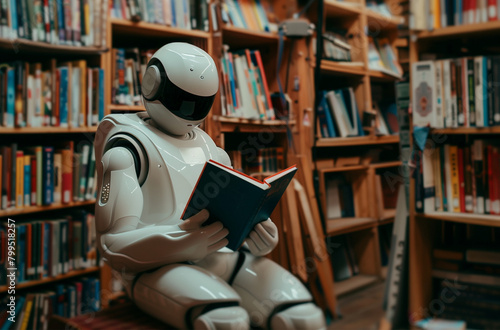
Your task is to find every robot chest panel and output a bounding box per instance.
[139,133,215,226]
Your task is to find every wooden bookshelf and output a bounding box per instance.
[305,0,402,317]
[0,200,96,217]
[0,267,100,294]
[408,18,500,327]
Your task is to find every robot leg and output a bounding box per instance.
[132,263,248,329]
[231,252,326,329]
[270,303,326,330]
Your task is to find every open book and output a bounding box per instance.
[181,159,298,251]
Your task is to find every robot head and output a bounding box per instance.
[141,42,219,136]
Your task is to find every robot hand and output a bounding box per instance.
[178,209,229,260]
[245,218,278,256]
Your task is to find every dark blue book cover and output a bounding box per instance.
[42,146,54,205]
[182,160,297,251]
[43,222,51,278]
[17,224,25,283]
[318,90,336,138]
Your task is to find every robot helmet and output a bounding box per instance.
[141,42,219,135]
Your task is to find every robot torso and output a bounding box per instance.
[94,112,224,227]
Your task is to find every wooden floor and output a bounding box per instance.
[328,282,387,330]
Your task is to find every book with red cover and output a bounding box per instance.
[182,160,297,251]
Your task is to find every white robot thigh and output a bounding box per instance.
[132,263,242,329]
[231,253,318,328]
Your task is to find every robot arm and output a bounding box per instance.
[96,147,228,273]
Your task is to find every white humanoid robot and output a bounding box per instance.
[94,42,326,330]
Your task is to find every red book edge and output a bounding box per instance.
[181,159,297,219]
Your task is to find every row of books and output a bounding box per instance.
[0,141,97,210]
[329,235,360,282]
[317,88,364,138]
[414,139,500,215]
[368,37,403,78]
[324,174,355,220]
[0,60,105,128]
[411,0,500,31]
[0,0,108,47]
[412,56,500,129]
[0,211,98,285]
[322,31,353,62]
[0,277,101,329]
[111,48,156,106]
[219,46,276,120]
[110,0,209,31]
[431,277,500,329]
[227,147,285,174]
[432,222,500,329]
[220,0,277,32]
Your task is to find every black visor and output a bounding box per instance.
[151,59,216,121]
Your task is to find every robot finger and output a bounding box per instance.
[180,209,210,230]
[249,231,267,250]
[207,238,229,254]
[208,227,229,244]
[254,223,275,244]
[259,218,278,238]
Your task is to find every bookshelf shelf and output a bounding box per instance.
[320,165,368,173]
[365,10,404,31]
[316,135,400,147]
[0,200,96,218]
[334,274,380,296]
[0,127,98,134]
[213,116,293,133]
[369,161,403,169]
[221,26,279,47]
[324,0,362,18]
[110,18,210,39]
[430,126,500,134]
[0,267,100,294]
[109,104,146,112]
[379,209,396,223]
[417,212,500,227]
[320,60,366,77]
[0,38,107,56]
[326,217,377,236]
[417,20,500,40]
[368,69,402,82]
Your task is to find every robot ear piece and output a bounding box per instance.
[142,65,162,100]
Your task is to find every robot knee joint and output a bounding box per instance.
[193,306,249,330]
[270,302,326,330]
